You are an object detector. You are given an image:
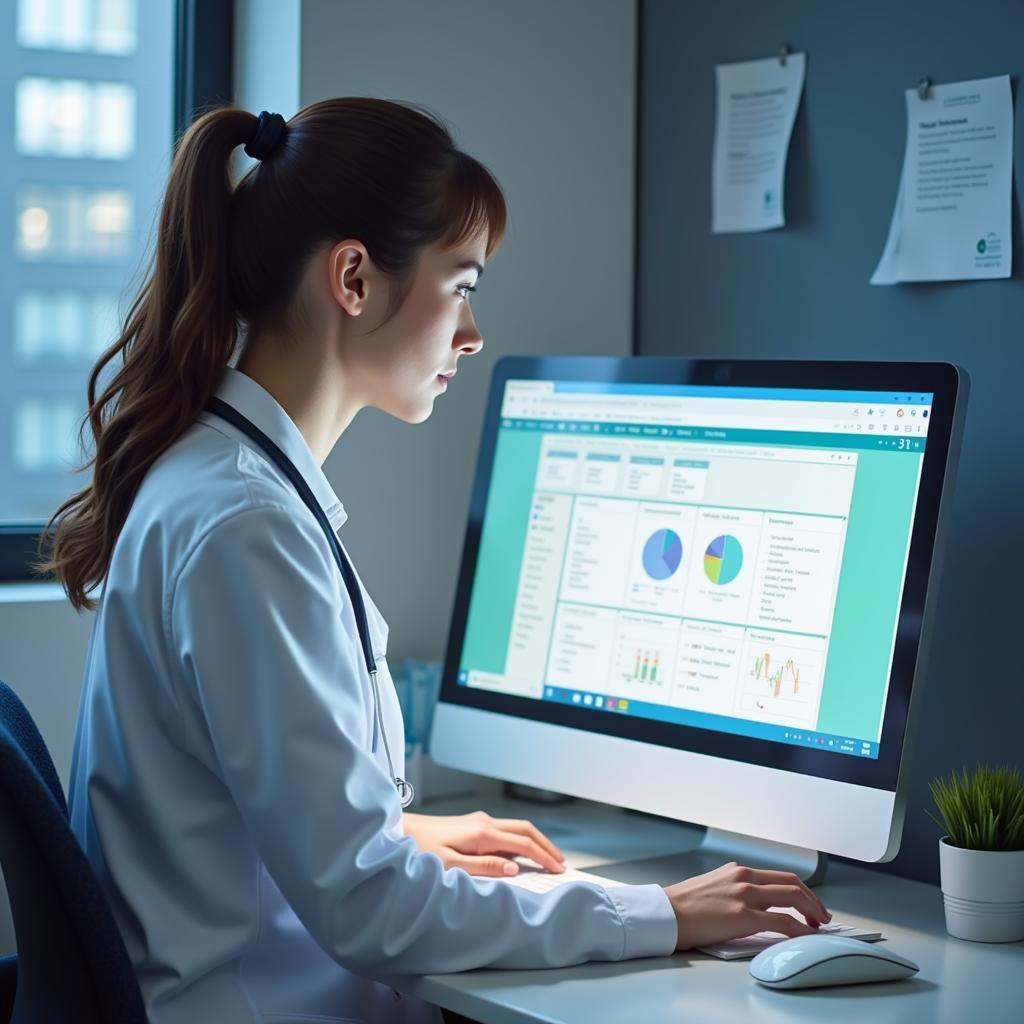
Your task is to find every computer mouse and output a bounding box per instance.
[748,934,920,989]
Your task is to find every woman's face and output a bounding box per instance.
[333,233,487,424]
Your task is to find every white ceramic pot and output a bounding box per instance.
[938,836,1024,942]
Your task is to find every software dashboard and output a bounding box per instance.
[457,381,933,761]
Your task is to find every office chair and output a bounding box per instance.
[0,680,146,1023]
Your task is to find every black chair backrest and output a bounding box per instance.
[0,680,146,1024]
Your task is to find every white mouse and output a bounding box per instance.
[748,934,920,989]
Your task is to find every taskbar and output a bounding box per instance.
[456,671,879,760]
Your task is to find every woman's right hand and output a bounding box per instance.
[662,861,832,951]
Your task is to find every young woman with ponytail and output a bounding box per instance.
[47,100,831,1024]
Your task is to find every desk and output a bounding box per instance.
[377,792,1023,1024]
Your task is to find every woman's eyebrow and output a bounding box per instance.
[453,260,484,277]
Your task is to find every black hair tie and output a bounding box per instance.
[244,110,286,160]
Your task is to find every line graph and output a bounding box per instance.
[736,633,825,727]
[750,651,801,697]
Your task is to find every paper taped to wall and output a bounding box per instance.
[872,75,1013,283]
[711,53,806,234]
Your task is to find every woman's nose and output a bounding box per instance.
[458,330,484,356]
[457,308,484,355]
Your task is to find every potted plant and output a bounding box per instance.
[927,764,1024,942]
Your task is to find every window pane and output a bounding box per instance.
[13,290,119,364]
[17,0,137,56]
[16,77,136,159]
[13,397,83,472]
[93,83,136,158]
[94,0,137,55]
[16,186,134,260]
[3,0,173,523]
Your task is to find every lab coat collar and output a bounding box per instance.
[204,367,348,529]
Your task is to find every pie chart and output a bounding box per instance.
[642,528,683,580]
[704,534,743,585]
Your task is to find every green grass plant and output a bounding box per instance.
[927,764,1024,851]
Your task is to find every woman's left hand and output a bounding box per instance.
[402,809,567,877]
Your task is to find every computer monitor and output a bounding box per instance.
[430,356,967,883]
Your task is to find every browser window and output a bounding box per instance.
[458,381,933,760]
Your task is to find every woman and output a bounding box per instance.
[43,99,831,1024]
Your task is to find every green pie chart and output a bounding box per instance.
[703,534,743,585]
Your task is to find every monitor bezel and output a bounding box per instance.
[438,356,964,793]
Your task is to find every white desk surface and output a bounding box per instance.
[376,791,1023,1024]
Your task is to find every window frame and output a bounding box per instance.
[1,0,233,582]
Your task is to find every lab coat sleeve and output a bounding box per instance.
[168,504,678,975]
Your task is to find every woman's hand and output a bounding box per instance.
[402,809,566,877]
[663,861,832,951]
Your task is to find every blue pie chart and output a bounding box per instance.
[642,528,683,580]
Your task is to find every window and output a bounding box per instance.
[1,0,175,529]
[17,0,137,56]
[16,186,134,261]
[1,0,233,577]
[17,77,136,159]
[14,291,119,364]
[13,398,83,473]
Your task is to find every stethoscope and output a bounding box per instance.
[205,397,415,808]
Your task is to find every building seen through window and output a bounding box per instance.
[17,0,137,56]
[17,77,136,159]
[2,0,174,523]
[17,186,134,261]
[14,290,119,364]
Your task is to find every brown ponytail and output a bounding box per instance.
[38,99,507,611]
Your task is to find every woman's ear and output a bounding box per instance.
[326,239,373,316]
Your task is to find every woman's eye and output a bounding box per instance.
[456,284,477,299]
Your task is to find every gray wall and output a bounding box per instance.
[637,0,1024,885]
[298,0,638,659]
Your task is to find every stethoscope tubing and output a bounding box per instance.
[205,397,414,807]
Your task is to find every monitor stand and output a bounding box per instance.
[596,826,828,888]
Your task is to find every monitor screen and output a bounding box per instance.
[439,358,963,798]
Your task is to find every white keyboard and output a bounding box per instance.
[695,909,883,960]
[501,863,626,894]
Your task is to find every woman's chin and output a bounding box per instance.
[392,398,435,425]
[375,385,438,425]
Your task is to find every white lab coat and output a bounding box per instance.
[68,367,677,1024]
